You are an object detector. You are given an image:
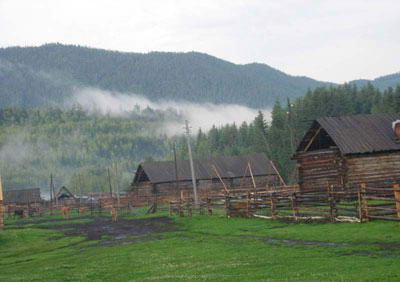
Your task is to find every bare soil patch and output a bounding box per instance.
[37,216,178,245]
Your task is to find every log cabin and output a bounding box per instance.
[130,153,280,204]
[4,188,43,217]
[293,113,400,190]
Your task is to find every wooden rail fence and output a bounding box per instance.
[170,183,400,223]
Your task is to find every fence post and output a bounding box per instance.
[187,200,192,217]
[178,192,184,217]
[246,191,251,218]
[270,193,277,219]
[358,184,368,222]
[290,193,299,221]
[199,199,204,215]
[328,185,337,222]
[394,184,400,218]
[99,199,102,216]
[179,198,184,217]
[225,194,230,217]
[207,198,213,216]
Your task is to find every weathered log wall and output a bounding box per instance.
[296,148,345,190]
[131,175,275,205]
[346,152,400,188]
[296,148,400,191]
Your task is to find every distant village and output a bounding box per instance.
[2,112,400,226]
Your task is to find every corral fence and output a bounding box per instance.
[169,184,400,223]
[2,196,136,220]
[359,184,400,222]
[2,184,400,224]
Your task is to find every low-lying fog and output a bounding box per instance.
[71,87,271,136]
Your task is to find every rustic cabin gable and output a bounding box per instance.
[294,113,400,191]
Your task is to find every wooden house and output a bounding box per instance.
[4,188,43,217]
[4,188,42,204]
[56,186,76,204]
[293,113,400,190]
[130,153,279,204]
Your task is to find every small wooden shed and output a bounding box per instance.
[293,113,400,190]
[4,188,43,217]
[4,188,42,204]
[56,186,76,202]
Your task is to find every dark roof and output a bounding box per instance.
[4,188,42,204]
[296,113,400,155]
[133,153,276,184]
[56,186,76,200]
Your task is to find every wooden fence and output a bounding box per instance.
[358,184,400,222]
[4,183,400,224]
[3,195,135,219]
[170,184,400,223]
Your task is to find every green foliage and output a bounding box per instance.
[0,107,177,193]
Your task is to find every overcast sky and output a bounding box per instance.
[0,0,399,83]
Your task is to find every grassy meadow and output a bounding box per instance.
[1,211,400,281]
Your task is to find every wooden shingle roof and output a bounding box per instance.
[133,153,276,184]
[297,113,400,155]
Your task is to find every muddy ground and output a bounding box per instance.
[20,216,179,246]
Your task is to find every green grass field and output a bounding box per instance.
[1,211,400,281]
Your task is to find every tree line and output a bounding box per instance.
[176,83,400,183]
[0,83,398,193]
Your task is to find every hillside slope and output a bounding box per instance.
[0,43,331,108]
[350,72,400,90]
[1,43,399,109]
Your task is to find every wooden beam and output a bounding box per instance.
[211,165,230,194]
[304,127,321,152]
[394,184,400,218]
[269,160,286,186]
[247,162,257,189]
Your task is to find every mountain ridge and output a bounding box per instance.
[0,43,398,108]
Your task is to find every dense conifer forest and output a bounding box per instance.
[0,43,331,108]
[177,83,400,183]
[1,43,399,109]
[0,106,180,193]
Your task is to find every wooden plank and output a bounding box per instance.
[394,184,400,218]
[367,215,400,221]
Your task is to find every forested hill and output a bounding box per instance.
[351,72,400,90]
[0,43,332,108]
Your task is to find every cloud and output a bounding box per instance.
[71,87,271,136]
[0,133,36,165]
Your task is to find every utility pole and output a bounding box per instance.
[185,120,199,206]
[173,143,179,192]
[0,176,5,229]
[114,162,120,207]
[107,168,113,200]
[78,174,83,206]
[52,174,58,206]
[49,174,53,215]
